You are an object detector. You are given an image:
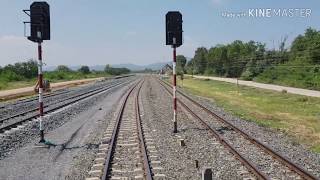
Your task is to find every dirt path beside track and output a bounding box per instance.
[0,77,105,101]
[187,75,320,97]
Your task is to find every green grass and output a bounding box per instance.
[0,79,36,90]
[254,61,320,91]
[177,77,320,153]
[45,71,110,83]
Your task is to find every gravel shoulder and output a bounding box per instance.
[0,79,132,180]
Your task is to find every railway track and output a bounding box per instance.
[0,75,132,115]
[1,88,70,106]
[0,80,116,118]
[0,80,129,134]
[157,78,318,180]
[0,80,126,124]
[0,89,72,115]
[87,79,165,180]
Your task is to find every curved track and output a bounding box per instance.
[157,77,318,180]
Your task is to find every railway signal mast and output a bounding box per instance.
[166,11,183,133]
[23,1,50,144]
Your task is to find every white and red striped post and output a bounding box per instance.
[172,38,177,133]
[37,31,45,143]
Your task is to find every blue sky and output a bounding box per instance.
[0,0,319,66]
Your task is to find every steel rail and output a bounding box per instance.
[157,78,268,180]
[0,90,69,110]
[159,78,318,180]
[0,89,71,110]
[11,89,70,105]
[0,81,126,133]
[102,80,142,180]
[0,75,133,109]
[0,81,124,124]
[135,80,153,180]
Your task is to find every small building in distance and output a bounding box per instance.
[160,64,173,76]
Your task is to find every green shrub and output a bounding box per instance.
[0,81,8,90]
[255,64,320,90]
[0,71,24,81]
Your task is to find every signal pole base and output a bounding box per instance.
[39,130,45,143]
[173,121,177,133]
[34,137,50,148]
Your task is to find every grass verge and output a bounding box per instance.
[0,80,36,90]
[175,76,320,153]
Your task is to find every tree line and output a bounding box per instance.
[104,65,130,75]
[0,62,130,85]
[0,60,38,82]
[176,28,320,90]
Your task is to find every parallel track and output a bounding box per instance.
[0,80,127,133]
[0,89,71,110]
[0,75,133,110]
[158,78,318,180]
[0,81,123,124]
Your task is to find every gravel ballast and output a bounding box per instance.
[174,78,320,179]
[1,75,319,179]
[0,77,135,180]
[140,77,255,179]
[0,78,124,121]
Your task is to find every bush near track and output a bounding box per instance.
[176,77,320,153]
[181,28,320,91]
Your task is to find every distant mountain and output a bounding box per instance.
[89,65,105,71]
[112,62,170,71]
[43,65,82,71]
[145,62,171,70]
[111,64,145,71]
[43,62,171,72]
